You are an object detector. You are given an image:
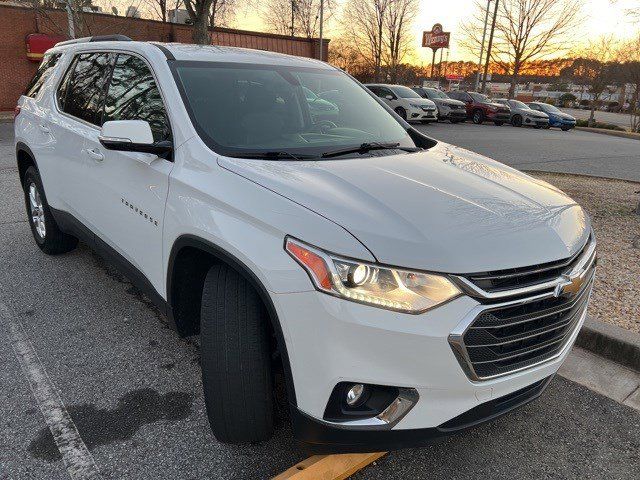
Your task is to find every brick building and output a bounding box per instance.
[0,4,329,111]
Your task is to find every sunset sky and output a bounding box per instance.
[235,0,639,63]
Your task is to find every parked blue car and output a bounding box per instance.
[527,102,576,131]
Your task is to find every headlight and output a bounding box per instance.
[285,238,461,314]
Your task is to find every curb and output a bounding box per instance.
[576,126,640,141]
[576,317,640,372]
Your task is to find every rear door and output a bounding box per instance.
[82,52,173,293]
[48,51,115,224]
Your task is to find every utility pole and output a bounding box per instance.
[291,0,295,37]
[475,0,492,91]
[481,0,499,93]
[318,0,324,61]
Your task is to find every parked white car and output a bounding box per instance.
[365,84,438,123]
[15,37,596,452]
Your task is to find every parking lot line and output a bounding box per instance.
[0,301,102,480]
[272,452,386,480]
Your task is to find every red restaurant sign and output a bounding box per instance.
[25,33,65,62]
[422,23,450,49]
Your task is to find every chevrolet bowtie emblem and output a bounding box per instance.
[554,273,585,298]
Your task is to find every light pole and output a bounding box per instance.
[475,0,492,91]
[318,0,324,61]
[291,0,296,37]
[481,0,499,93]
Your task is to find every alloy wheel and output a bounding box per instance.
[28,183,46,239]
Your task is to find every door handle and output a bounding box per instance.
[39,124,51,134]
[86,148,104,162]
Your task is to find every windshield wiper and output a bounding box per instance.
[321,142,421,159]
[229,151,317,160]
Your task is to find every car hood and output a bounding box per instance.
[437,99,466,107]
[407,98,436,107]
[218,143,590,273]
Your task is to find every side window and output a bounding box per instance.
[379,87,394,99]
[449,91,460,101]
[63,52,115,125]
[103,54,170,142]
[367,86,380,96]
[25,53,62,98]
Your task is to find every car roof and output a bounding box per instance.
[49,40,334,69]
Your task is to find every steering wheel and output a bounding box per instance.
[315,120,338,133]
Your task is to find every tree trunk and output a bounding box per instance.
[588,102,596,127]
[192,13,211,44]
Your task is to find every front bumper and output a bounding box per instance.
[440,109,467,120]
[292,375,554,453]
[524,116,549,127]
[272,282,589,450]
[409,107,438,122]
[488,112,511,122]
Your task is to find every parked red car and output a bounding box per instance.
[447,91,511,125]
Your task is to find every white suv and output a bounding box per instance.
[15,37,596,452]
[365,84,438,123]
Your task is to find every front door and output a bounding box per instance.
[82,53,173,295]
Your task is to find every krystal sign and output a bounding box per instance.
[422,23,450,50]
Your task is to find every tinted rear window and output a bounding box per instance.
[25,53,62,98]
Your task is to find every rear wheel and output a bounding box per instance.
[511,115,523,127]
[394,107,407,121]
[23,167,78,255]
[472,109,484,124]
[200,264,274,444]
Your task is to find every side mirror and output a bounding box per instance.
[99,120,172,158]
[385,95,394,100]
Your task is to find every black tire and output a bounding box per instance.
[494,121,504,126]
[23,166,78,255]
[200,264,274,444]
[533,125,542,129]
[394,107,407,121]
[543,124,551,129]
[511,115,523,127]
[561,126,571,131]
[472,109,484,124]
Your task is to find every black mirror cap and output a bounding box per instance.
[407,127,438,149]
[99,138,173,160]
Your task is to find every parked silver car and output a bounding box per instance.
[365,84,438,123]
[495,99,549,128]
[412,87,467,123]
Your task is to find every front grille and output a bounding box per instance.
[452,271,593,380]
[465,237,593,294]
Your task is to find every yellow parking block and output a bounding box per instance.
[273,452,387,480]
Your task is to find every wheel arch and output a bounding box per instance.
[16,142,38,186]
[166,234,297,405]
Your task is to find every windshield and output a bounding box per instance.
[174,62,416,158]
[426,89,448,99]
[540,103,560,113]
[469,92,490,102]
[392,85,422,99]
[510,100,528,109]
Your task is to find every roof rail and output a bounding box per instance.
[55,35,133,47]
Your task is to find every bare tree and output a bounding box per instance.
[383,0,419,83]
[183,0,213,43]
[143,0,183,22]
[209,0,236,28]
[566,36,619,126]
[460,0,583,97]
[617,35,640,132]
[263,0,333,38]
[341,0,389,81]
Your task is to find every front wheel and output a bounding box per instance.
[472,110,484,124]
[23,166,78,255]
[200,264,274,444]
[561,126,571,131]
[511,115,523,127]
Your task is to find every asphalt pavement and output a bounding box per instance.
[415,121,640,182]
[563,108,634,130]
[1,122,639,479]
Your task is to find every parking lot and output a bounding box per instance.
[1,121,639,479]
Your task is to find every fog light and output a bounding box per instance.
[346,383,365,406]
